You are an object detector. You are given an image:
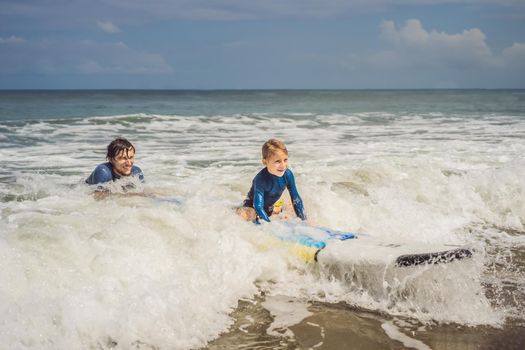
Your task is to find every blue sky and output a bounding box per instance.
[0,0,524,89]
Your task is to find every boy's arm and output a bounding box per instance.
[253,185,271,222]
[286,170,307,220]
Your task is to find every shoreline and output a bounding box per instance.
[206,297,525,350]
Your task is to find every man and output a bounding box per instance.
[86,137,144,186]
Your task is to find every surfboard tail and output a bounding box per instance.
[395,247,473,267]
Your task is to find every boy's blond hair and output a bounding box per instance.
[262,138,288,160]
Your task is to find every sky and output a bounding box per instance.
[0,0,524,89]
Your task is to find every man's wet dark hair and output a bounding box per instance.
[106,138,135,160]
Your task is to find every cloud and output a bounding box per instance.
[97,20,120,33]
[2,0,524,26]
[326,19,525,87]
[502,42,525,67]
[0,38,173,75]
[0,35,26,44]
[378,19,497,69]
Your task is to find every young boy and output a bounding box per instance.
[237,138,307,223]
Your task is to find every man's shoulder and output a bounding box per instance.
[131,165,143,175]
[95,162,112,171]
[131,165,145,182]
[86,162,114,185]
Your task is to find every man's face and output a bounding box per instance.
[264,150,288,177]
[110,148,135,177]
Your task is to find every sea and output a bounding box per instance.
[0,90,524,349]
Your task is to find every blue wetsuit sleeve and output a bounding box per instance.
[86,164,113,185]
[132,165,145,183]
[253,183,271,222]
[286,170,307,220]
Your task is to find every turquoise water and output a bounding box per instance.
[1,89,524,121]
[0,90,524,349]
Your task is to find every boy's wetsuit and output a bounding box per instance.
[243,167,306,222]
[85,162,144,185]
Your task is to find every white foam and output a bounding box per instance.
[1,111,524,347]
[0,187,284,349]
[261,295,312,338]
[381,321,432,350]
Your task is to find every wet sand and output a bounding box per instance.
[205,297,525,350]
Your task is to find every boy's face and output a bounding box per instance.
[264,150,288,177]
[110,148,135,177]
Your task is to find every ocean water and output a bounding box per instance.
[0,90,524,349]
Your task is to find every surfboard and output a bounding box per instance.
[316,235,472,268]
[264,221,472,267]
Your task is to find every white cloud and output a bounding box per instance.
[502,42,525,67]
[97,20,120,33]
[0,35,26,44]
[330,19,525,87]
[2,0,524,25]
[0,38,173,75]
[377,19,498,69]
[96,0,525,22]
